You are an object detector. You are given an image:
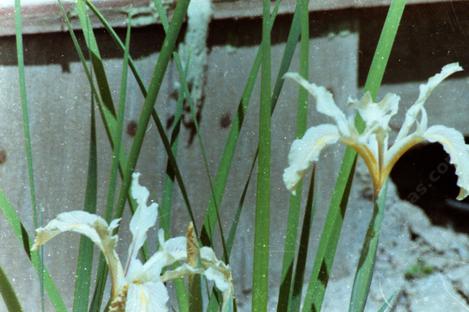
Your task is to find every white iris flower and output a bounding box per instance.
[284,63,469,199]
[32,173,233,312]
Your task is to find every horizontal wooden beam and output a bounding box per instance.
[0,0,463,36]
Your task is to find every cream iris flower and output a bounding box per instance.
[284,63,469,199]
[32,173,233,312]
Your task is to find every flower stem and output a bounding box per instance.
[348,184,387,312]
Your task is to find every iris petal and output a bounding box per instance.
[423,125,469,200]
[284,73,351,136]
[349,92,399,134]
[31,210,125,293]
[127,173,159,265]
[283,124,340,193]
[125,282,169,312]
[396,62,462,141]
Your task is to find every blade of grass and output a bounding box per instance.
[211,0,300,250]
[72,97,98,312]
[153,3,191,309]
[173,52,228,251]
[290,170,316,312]
[349,184,388,312]
[162,95,190,312]
[154,2,194,308]
[0,190,67,311]
[63,1,152,257]
[200,0,286,248]
[13,1,44,310]
[97,4,190,305]
[252,1,272,311]
[377,291,397,312]
[113,0,189,226]
[276,0,309,310]
[207,4,301,311]
[0,265,23,312]
[153,0,170,31]
[13,0,38,229]
[62,0,195,236]
[76,0,115,115]
[57,1,128,175]
[159,97,183,235]
[301,1,406,311]
[173,53,220,311]
[55,6,123,310]
[302,150,357,312]
[157,0,229,262]
[54,4,132,310]
[211,4,301,309]
[84,0,203,239]
[89,17,133,312]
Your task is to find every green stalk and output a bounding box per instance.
[173,53,228,252]
[301,1,407,311]
[66,0,192,247]
[377,292,396,312]
[200,0,286,247]
[76,0,115,115]
[0,266,23,312]
[88,18,132,312]
[13,0,38,228]
[0,190,67,311]
[13,1,43,310]
[153,0,170,31]
[84,2,196,222]
[349,184,387,311]
[103,12,131,227]
[252,1,271,311]
[223,2,300,255]
[159,97,183,236]
[114,0,190,226]
[276,0,309,310]
[152,2,190,309]
[290,170,316,312]
[207,5,301,311]
[161,94,189,312]
[73,97,98,312]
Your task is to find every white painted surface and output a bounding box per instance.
[0,0,75,8]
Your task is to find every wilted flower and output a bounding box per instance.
[32,173,233,312]
[283,63,469,199]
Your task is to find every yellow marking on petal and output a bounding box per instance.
[138,287,149,309]
[340,137,381,194]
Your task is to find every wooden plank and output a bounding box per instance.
[0,0,464,36]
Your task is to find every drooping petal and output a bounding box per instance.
[200,247,234,312]
[141,230,187,281]
[284,73,351,136]
[125,282,169,312]
[423,125,469,200]
[32,211,108,250]
[127,172,159,267]
[31,211,125,294]
[204,267,230,293]
[396,63,462,141]
[158,229,187,261]
[283,124,340,193]
[160,263,200,282]
[204,267,234,312]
